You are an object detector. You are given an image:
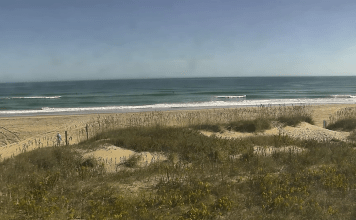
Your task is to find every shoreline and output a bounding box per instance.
[0,103,355,160]
[1,96,356,118]
[0,102,355,118]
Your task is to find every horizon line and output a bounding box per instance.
[1,75,355,84]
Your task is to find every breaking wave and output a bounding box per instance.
[1,96,356,116]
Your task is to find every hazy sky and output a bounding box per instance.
[1,0,356,82]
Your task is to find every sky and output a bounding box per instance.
[1,0,356,82]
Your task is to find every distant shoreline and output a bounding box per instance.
[0,102,355,118]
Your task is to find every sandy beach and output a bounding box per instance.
[0,104,355,160]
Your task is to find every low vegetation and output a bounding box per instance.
[191,124,222,133]
[327,119,356,132]
[226,117,271,133]
[327,107,356,132]
[3,105,356,219]
[277,115,314,127]
[79,105,314,136]
[326,107,356,143]
[196,105,314,133]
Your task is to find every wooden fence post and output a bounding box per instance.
[65,131,68,145]
[86,124,89,140]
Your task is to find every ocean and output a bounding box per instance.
[0,76,355,116]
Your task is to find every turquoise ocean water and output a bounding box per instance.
[0,77,355,116]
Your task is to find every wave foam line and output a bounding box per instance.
[1,97,356,115]
[215,95,246,98]
[2,96,61,99]
[330,95,355,98]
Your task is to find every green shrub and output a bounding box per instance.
[326,119,356,131]
[192,124,221,132]
[180,203,214,220]
[226,118,271,133]
[123,155,142,168]
[277,115,314,127]
[81,157,97,168]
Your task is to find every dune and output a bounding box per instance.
[0,104,355,160]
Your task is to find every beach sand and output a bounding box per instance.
[0,104,355,160]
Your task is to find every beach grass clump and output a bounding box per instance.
[192,124,222,132]
[327,107,356,131]
[191,105,313,135]
[327,118,356,132]
[274,105,314,126]
[123,154,142,168]
[277,115,314,127]
[226,118,271,133]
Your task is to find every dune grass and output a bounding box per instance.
[78,105,313,136]
[195,105,314,133]
[226,117,271,133]
[224,114,313,133]
[5,105,356,219]
[191,124,222,133]
[327,118,356,132]
[277,115,314,127]
[2,129,356,219]
[327,107,356,132]
[326,107,356,143]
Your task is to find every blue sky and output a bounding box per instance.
[1,0,356,82]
